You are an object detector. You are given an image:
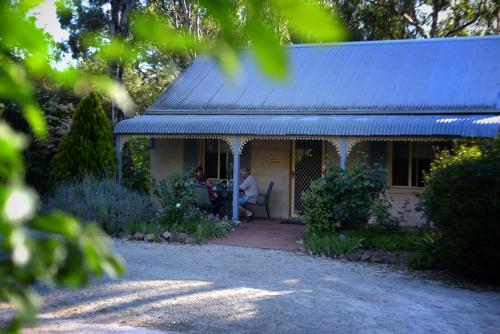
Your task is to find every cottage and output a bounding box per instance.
[115,36,500,226]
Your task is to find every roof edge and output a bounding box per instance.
[240,35,500,51]
[145,109,500,116]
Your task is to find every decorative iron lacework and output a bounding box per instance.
[118,134,458,156]
[119,134,235,152]
[345,137,456,155]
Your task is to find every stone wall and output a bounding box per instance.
[386,187,426,227]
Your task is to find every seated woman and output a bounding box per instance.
[197,173,222,216]
[193,166,205,184]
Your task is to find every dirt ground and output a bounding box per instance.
[20,240,500,334]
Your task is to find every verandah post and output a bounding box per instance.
[231,136,241,222]
[116,135,123,183]
[339,137,348,170]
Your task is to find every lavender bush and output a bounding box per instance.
[43,176,155,234]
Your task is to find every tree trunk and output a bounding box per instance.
[109,0,132,123]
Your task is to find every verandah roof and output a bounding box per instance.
[115,114,500,138]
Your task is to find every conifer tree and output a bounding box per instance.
[50,92,116,183]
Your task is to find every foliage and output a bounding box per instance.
[76,58,164,192]
[420,138,500,281]
[369,196,400,231]
[182,209,233,242]
[152,174,195,228]
[50,92,117,183]
[300,160,386,232]
[407,232,439,270]
[304,228,434,267]
[307,228,424,253]
[348,228,423,252]
[122,138,151,193]
[0,1,130,331]
[1,81,76,194]
[329,0,499,40]
[57,0,345,82]
[151,174,233,241]
[151,204,234,242]
[304,231,364,257]
[2,0,344,331]
[43,176,155,235]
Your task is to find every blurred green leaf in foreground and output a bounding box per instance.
[0,0,344,332]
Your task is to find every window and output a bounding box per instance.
[392,142,450,187]
[203,139,231,179]
[392,142,410,186]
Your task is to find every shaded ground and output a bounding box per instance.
[208,219,306,251]
[22,241,500,333]
[23,321,176,334]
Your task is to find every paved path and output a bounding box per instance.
[208,219,306,251]
[26,240,500,334]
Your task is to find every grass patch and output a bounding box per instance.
[351,229,424,251]
[304,232,364,256]
[304,228,428,256]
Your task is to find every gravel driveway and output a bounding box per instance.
[28,240,500,334]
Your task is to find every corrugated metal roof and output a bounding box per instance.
[115,114,500,138]
[147,36,500,115]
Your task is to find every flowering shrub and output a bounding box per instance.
[152,174,194,231]
[43,176,155,234]
[152,175,234,241]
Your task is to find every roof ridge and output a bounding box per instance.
[239,35,500,51]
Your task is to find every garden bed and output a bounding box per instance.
[303,229,431,268]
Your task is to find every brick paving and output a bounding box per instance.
[208,219,305,251]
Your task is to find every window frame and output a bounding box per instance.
[390,141,432,188]
[200,139,229,180]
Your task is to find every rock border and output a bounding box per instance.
[117,231,200,245]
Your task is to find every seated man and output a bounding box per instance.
[238,168,259,220]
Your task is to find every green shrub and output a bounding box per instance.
[43,176,155,234]
[421,138,500,281]
[369,197,400,231]
[152,174,195,231]
[407,233,438,270]
[300,161,387,232]
[304,232,364,256]
[122,138,151,193]
[183,209,233,242]
[50,92,116,184]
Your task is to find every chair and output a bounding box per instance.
[247,181,274,218]
[193,184,222,214]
